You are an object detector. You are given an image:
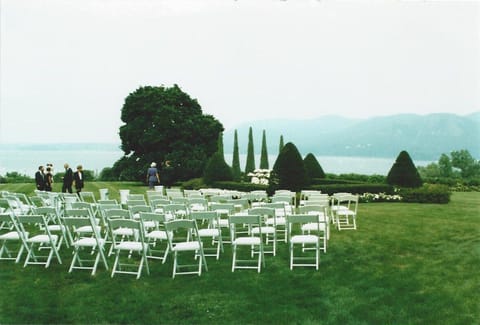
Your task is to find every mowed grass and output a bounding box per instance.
[0,183,479,324]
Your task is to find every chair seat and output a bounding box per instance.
[291,234,318,244]
[76,225,101,233]
[146,230,167,240]
[27,234,58,244]
[142,221,156,228]
[301,222,327,232]
[234,237,261,246]
[113,228,135,236]
[0,231,25,240]
[266,217,286,226]
[172,241,201,252]
[198,228,220,237]
[47,225,65,232]
[251,226,275,234]
[74,237,105,247]
[115,241,147,251]
[337,210,356,216]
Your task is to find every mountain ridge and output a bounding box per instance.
[223,112,480,161]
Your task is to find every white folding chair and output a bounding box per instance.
[190,211,224,260]
[298,204,329,252]
[229,214,264,273]
[248,207,277,256]
[139,212,170,263]
[287,214,321,270]
[335,194,359,230]
[16,214,62,268]
[108,218,150,279]
[63,211,109,275]
[0,212,27,263]
[164,219,208,278]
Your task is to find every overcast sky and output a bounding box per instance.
[0,0,478,144]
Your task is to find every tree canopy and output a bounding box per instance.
[115,84,223,182]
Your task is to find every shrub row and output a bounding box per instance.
[308,183,394,196]
[399,184,451,204]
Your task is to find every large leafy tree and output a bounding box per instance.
[387,150,423,188]
[450,149,479,178]
[268,142,308,194]
[116,84,223,182]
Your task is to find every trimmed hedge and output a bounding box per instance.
[308,183,394,196]
[399,184,451,204]
[211,181,268,192]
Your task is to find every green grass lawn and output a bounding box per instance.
[1,183,479,324]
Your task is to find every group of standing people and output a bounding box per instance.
[35,163,84,195]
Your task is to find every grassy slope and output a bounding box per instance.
[0,183,479,324]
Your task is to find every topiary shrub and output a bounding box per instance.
[387,150,423,188]
[268,142,308,194]
[303,153,325,181]
[203,152,233,185]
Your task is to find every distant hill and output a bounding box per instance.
[224,113,480,161]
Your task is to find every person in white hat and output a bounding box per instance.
[146,162,160,189]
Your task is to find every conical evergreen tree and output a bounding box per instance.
[204,131,232,185]
[304,153,325,182]
[245,127,255,177]
[278,135,284,155]
[260,130,269,169]
[217,132,224,157]
[387,150,423,188]
[269,142,308,193]
[231,130,241,182]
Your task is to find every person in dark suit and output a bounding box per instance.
[73,165,84,195]
[44,166,53,192]
[62,163,73,193]
[35,165,45,191]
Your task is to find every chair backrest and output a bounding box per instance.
[227,198,250,211]
[129,204,152,214]
[104,209,131,220]
[190,211,219,224]
[229,214,262,238]
[298,205,328,222]
[248,207,275,218]
[71,202,93,211]
[29,196,46,208]
[16,214,53,239]
[139,212,167,224]
[80,192,97,204]
[126,200,147,208]
[210,203,235,215]
[127,194,145,201]
[108,219,145,245]
[287,214,321,241]
[171,197,188,204]
[98,199,118,205]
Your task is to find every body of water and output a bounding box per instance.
[0,149,124,176]
[225,154,432,176]
[0,147,431,177]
